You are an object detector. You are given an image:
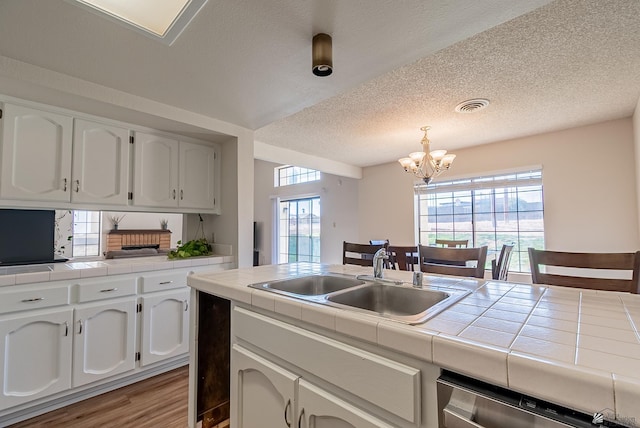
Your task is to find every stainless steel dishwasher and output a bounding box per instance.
[437,371,626,428]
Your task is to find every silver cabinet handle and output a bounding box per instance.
[63,178,68,191]
[172,189,176,199]
[184,300,189,312]
[180,189,183,200]
[297,408,304,428]
[21,297,44,303]
[64,321,69,337]
[75,179,80,192]
[284,399,292,427]
[100,288,118,293]
[78,320,83,335]
[159,281,173,285]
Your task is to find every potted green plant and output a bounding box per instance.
[160,219,169,230]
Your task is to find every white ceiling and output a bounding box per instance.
[0,0,638,169]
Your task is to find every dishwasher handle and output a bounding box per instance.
[443,407,485,428]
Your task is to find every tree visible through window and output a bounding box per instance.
[416,170,544,272]
[279,197,321,263]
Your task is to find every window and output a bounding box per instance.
[275,165,321,187]
[416,170,544,272]
[72,210,101,257]
[278,197,321,263]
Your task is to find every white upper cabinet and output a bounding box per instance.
[133,132,180,208]
[71,119,130,205]
[178,141,217,210]
[0,103,73,202]
[133,131,219,211]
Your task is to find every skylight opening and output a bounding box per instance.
[70,0,208,45]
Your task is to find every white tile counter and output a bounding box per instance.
[188,262,640,427]
[0,254,235,287]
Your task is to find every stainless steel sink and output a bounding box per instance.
[327,283,470,324]
[249,274,365,297]
[249,273,471,324]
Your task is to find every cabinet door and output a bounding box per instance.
[140,289,189,366]
[0,308,73,410]
[71,118,130,205]
[298,379,395,428]
[178,141,216,209]
[72,299,136,387]
[133,132,179,207]
[0,103,73,201]
[232,344,298,428]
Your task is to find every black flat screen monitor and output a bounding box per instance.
[0,209,61,266]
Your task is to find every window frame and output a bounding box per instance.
[274,165,321,187]
[415,168,544,273]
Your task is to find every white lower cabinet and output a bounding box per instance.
[0,308,73,409]
[298,379,394,428]
[232,344,394,428]
[140,289,190,366]
[72,298,137,387]
[233,344,297,428]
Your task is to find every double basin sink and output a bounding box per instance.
[249,273,471,325]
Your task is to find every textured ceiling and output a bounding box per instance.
[0,0,638,169]
[256,0,640,167]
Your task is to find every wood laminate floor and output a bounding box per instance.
[9,366,191,428]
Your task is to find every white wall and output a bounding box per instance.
[254,159,359,265]
[634,96,640,242]
[359,118,640,253]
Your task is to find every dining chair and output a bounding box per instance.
[492,244,514,281]
[528,248,640,293]
[418,245,488,278]
[387,245,418,271]
[435,239,469,248]
[343,241,386,267]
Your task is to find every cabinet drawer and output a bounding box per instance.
[77,277,137,303]
[0,285,70,314]
[233,306,421,424]
[140,271,188,293]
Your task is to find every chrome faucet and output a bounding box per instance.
[373,248,388,279]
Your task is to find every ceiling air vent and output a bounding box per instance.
[455,98,490,113]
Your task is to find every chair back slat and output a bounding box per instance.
[387,245,418,271]
[528,248,640,294]
[435,239,468,248]
[418,245,488,278]
[343,241,386,267]
[492,244,514,281]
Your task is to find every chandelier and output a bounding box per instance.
[398,126,456,184]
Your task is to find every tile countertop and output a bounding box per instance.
[188,262,640,427]
[0,254,235,287]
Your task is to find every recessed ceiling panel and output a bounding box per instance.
[70,0,207,45]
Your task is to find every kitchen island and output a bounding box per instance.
[188,262,640,428]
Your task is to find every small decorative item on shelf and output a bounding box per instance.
[109,214,126,230]
[168,238,212,259]
[160,218,169,230]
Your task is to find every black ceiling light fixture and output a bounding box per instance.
[312,33,333,77]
